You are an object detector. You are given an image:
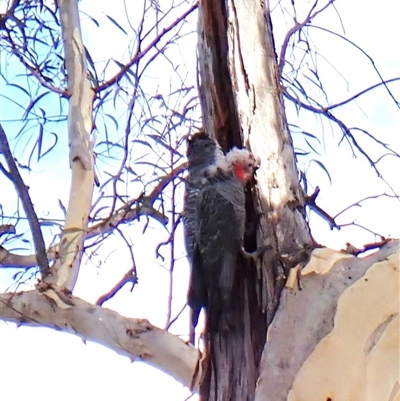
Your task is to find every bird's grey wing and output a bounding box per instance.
[187,241,207,344]
[194,184,242,332]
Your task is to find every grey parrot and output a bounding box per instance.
[184,132,259,342]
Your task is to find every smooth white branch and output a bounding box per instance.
[50,0,95,291]
[0,291,199,391]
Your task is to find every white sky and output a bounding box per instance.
[0,0,399,400]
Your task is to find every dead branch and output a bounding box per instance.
[285,89,399,186]
[322,78,400,111]
[96,267,138,306]
[304,186,339,230]
[342,238,392,256]
[334,192,400,221]
[0,224,16,237]
[0,245,38,269]
[279,0,336,77]
[0,124,49,277]
[0,162,187,269]
[96,3,199,93]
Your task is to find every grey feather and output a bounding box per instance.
[183,132,251,340]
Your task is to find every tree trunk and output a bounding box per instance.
[254,241,399,400]
[45,0,95,293]
[197,0,312,399]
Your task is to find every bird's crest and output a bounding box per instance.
[216,147,260,183]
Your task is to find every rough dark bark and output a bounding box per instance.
[197,0,241,151]
[197,0,313,400]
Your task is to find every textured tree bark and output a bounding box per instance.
[255,240,399,401]
[46,0,95,292]
[1,242,397,398]
[0,291,199,390]
[197,0,313,400]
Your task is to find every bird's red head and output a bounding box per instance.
[225,148,260,183]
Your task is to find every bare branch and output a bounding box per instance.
[339,221,387,239]
[284,90,400,189]
[90,162,187,237]
[165,171,180,328]
[0,0,23,29]
[342,238,392,256]
[165,303,187,331]
[0,162,187,270]
[0,123,49,277]
[322,78,400,111]
[310,25,400,108]
[96,3,199,93]
[10,49,67,96]
[334,193,400,221]
[306,189,399,234]
[0,224,16,237]
[305,186,340,229]
[0,246,38,269]
[95,267,138,306]
[279,0,336,78]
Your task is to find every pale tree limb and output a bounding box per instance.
[0,290,199,391]
[255,240,399,401]
[46,0,95,291]
[0,246,38,269]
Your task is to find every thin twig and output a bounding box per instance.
[334,193,400,220]
[0,162,188,269]
[95,266,138,306]
[96,2,199,92]
[322,78,400,111]
[165,303,187,331]
[342,238,392,256]
[279,0,336,78]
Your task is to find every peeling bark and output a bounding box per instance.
[256,240,400,401]
[197,0,312,399]
[0,1,397,399]
[1,242,398,398]
[224,0,312,314]
[197,0,241,150]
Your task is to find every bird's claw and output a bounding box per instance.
[241,244,271,261]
